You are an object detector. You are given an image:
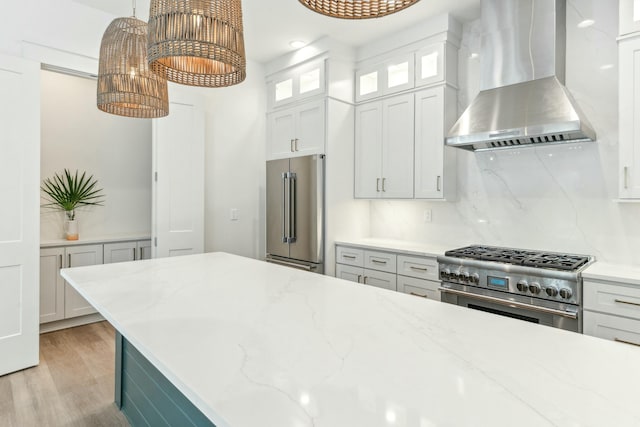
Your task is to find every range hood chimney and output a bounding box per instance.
[446,0,596,151]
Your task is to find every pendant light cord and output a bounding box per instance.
[132,0,136,18]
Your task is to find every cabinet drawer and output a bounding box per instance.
[584,311,640,348]
[336,246,364,267]
[397,255,438,280]
[583,280,640,320]
[397,276,440,301]
[363,269,396,291]
[364,250,396,273]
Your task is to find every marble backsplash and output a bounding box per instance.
[370,0,640,264]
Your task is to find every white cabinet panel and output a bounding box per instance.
[104,241,137,264]
[138,239,152,260]
[355,94,414,199]
[584,311,640,348]
[267,99,325,160]
[381,94,414,198]
[397,254,439,281]
[619,36,640,198]
[336,246,364,267]
[336,264,363,283]
[584,280,640,320]
[397,276,441,301]
[354,102,383,198]
[363,250,396,274]
[363,269,397,291]
[268,59,325,108]
[64,245,103,319]
[40,248,65,324]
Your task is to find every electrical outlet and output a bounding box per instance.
[423,209,432,223]
[230,208,239,221]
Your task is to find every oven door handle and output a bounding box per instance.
[438,287,578,320]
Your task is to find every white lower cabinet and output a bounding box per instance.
[40,238,152,329]
[104,240,152,263]
[64,245,103,319]
[335,244,441,300]
[583,279,640,348]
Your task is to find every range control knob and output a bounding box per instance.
[516,280,528,292]
[528,282,542,295]
[440,269,451,280]
[461,272,470,283]
[545,285,559,297]
[470,273,480,284]
[559,288,573,299]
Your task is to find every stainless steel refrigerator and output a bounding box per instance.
[266,154,324,273]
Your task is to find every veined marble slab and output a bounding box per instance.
[62,252,640,427]
[335,238,449,257]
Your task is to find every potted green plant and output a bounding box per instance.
[41,169,105,240]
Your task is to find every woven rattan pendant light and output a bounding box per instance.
[147,0,246,87]
[97,2,169,118]
[299,0,420,19]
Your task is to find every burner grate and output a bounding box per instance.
[444,245,590,271]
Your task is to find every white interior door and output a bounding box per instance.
[153,85,205,258]
[0,54,40,376]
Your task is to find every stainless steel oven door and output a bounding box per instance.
[439,283,580,332]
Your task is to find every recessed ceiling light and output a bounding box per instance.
[289,40,306,49]
[577,19,595,28]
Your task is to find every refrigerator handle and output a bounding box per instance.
[281,172,288,243]
[289,172,297,243]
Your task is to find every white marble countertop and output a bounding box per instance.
[334,238,450,257]
[62,252,640,427]
[583,261,640,286]
[41,232,151,248]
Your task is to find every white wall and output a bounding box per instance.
[40,69,152,240]
[370,0,640,264]
[204,60,267,258]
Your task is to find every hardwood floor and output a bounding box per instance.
[0,322,130,427]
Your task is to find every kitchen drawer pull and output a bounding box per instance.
[614,299,640,308]
[409,266,428,272]
[342,254,357,260]
[614,338,640,347]
[371,259,387,265]
[409,292,428,299]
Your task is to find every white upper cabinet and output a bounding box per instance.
[620,0,640,36]
[355,94,414,199]
[267,99,325,160]
[414,86,457,200]
[268,59,325,109]
[356,53,414,102]
[619,6,640,198]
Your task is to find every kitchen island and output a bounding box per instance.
[62,252,640,427]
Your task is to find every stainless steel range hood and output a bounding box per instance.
[446,0,596,152]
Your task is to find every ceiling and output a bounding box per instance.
[74,0,480,63]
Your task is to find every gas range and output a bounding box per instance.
[437,245,595,332]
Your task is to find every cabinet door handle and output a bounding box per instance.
[410,266,428,272]
[376,178,380,192]
[409,292,428,299]
[382,177,386,192]
[615,298,640,308]
[133,248,137,261]
[363,276,368,284]
[357,274,362,283]
[59,254,63,270]
[294,138,299,151]
[437,175,441,192]
[68,254,72,268]
[615,337,640,347]
[371,259,387,265]
[624,166,629,189]
[290,139,294,152]
[140,247,144,260]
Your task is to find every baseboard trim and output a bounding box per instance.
[39,313,105,334]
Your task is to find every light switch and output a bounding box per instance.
[423,209,432,223]
[230,208,239,221]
